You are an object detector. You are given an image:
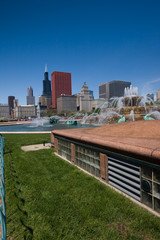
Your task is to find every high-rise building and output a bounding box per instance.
[38,65,52,107]
[51,71,72,109]
[8,96,15,115]
[27,86,35,105]
[99,80,131,99]
[43,65,51,97]
[99,82,109,99]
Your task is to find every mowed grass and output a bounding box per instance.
[3,134,160,240]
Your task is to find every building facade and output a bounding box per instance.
[76,82,92,112]
[38,95,52,107]
[0,105,10,119]
[43,65,51,97]
[91,99,107,111]
[51,71,72,109]
[13,99,18,108]
[14,105,36,119]
[57,95,77,114]
[99,82,109,99]
[99,81,131,99]
[27,86,35,105]
[8,96,15,116]
[38,65,52,107]
[157,90,160,101]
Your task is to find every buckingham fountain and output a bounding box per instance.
[82,85,160,124]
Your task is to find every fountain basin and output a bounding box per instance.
[66,120,77,125]
[0,121,95,133]
[144,114,155,121]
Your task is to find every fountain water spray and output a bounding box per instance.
[82,84,160,125]
[124,85,139,97]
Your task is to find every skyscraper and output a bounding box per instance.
[27,86,35,105]
[8,96,15,115]
[38,65,52,107]
[43,64,51,97]
[51,71,72,109]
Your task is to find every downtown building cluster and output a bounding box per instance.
[0,65,159,120]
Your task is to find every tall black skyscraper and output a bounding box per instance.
[8,96,15,115]
[43,65,51,97]
[38,65,52,107]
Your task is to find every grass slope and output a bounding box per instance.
[3,134,160,240]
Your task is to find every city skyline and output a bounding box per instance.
[0,0,160,105]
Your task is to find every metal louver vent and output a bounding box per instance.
[108,156,141,201]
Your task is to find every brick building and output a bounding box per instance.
[51,71,72,109]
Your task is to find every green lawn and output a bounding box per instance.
[3,134,160,240]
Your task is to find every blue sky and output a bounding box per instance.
[0,0,160,105]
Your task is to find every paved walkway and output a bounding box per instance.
[21,143,51,151]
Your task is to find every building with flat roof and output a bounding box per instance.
[57,95,77,114]
[27,86,35,105]
[51,71,72,109]
[0,105,10,119]
[99,80,131,99]
[8,96,15,116]
[14,105,36,119]
[99,82,109,99]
